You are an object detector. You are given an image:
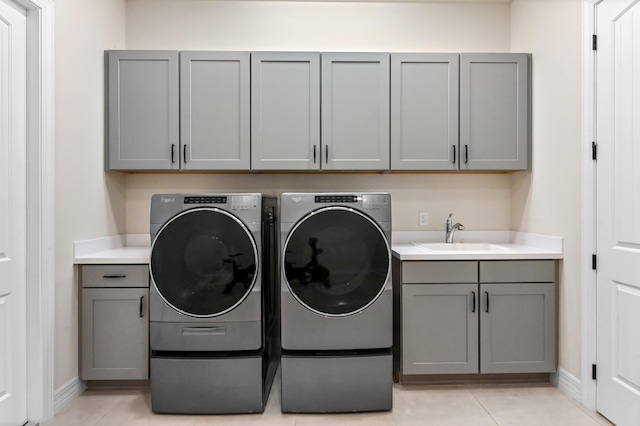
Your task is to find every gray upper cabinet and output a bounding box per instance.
[321,53,390,171]
[180,51,250,170]
[460,53,530,170]
[391,53,459,170]
[107,50,179,170]
[251,52,321,170]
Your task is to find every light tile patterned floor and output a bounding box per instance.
[44,379,613,426]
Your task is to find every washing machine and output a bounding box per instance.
[280,192,393,413]
[149,193,279,414]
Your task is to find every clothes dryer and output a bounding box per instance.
[149,194,278,414]
[280,192,392,413]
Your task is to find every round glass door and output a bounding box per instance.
[150,208,258,317]
[283,207,390,316]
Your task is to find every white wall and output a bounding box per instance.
[124,0,514,235]
[54,0,127,389]
[510,0,583,379]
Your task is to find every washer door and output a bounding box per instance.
[150,208,258,317]
[283,207,390,316]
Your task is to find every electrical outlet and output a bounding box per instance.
[419,212,429,226]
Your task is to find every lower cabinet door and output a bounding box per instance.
[480,282,556,374]
[81,288,149,380]
[402,283,478,374]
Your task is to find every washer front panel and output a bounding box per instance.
[283,206,391,316]
[150,208,258,318]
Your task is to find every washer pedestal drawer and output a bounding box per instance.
[281,352,392,413]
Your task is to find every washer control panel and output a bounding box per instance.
[184,196,227,205]
[231,195,259,210]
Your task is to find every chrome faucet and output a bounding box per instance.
[445,213,465,243]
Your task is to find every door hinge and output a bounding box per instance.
[592,254,597,270]
[592,142,597,160]
[592,364,597,380]
[592,34,597,51]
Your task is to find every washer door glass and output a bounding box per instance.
[150,208,258,317]
[283,207,390,316]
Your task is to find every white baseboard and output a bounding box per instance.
[552,368,582,404]
[54,376,86,414]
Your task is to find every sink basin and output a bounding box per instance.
[412,243,509,252]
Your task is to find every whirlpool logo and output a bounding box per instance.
[160,197,175,204]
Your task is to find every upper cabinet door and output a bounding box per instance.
[321,53,390,171]
[460,53,530,171]
[251,52,320,170]
[107,51,179,170]
[391,53,459,171]
[180,51,250,170]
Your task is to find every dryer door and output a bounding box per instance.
[283,206,390,316]
[150,208,258,317]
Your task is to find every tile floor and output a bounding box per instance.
[45,376,613,426]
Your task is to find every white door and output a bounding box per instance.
[596,1,640,425]
[0,0,27,425]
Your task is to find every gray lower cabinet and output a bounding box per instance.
[251,52,321,170]
[459,53,530,171]
[107,50,250,171]
[396,259,556,377]
[479,260,557,374]
[322,53,390,171]
[80,265,149,381]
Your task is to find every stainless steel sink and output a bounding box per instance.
[412,242,510,252]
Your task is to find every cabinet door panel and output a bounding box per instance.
[480,282,556,373]
[402,283,478,374]
[460,53,529,171]
[391,53,459,170]
[251,52,320,170]
[107,50,179,170]
[180,51,250,170]
[81,288,149,380]
[322,53,390,170]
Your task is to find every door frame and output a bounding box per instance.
[13,0,55,422]
[581,0,600,413]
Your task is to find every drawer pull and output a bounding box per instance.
[182,326,226,336]
[103,275,126,279]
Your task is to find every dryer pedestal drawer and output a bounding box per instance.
[281,352,393,413]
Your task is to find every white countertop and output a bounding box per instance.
[73,234,150,264]
[392,231,563,261]
[74,231,563,264]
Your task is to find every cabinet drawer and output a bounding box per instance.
[479,260,555,283]
[402,261,477,284]
[81,264,149,288]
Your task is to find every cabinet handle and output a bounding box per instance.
[325,145,329,164]
[183,145,187,164]
[465,145,469,164]
[485,292,490,312]
[472,291,476,312]
[103,275,126,279]
[452,145,456,164]
[171,144,175,163]
[140,296,145,318]
[313,145,317,164]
